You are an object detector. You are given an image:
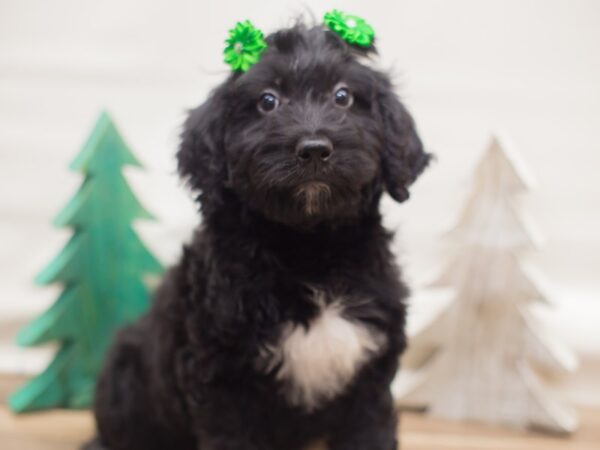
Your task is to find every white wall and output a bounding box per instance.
[1,0,599,373]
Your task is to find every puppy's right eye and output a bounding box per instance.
[258,92,280,113]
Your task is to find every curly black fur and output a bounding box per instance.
[87,22,430,450]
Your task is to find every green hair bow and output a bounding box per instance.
[223,20,267,73]
[323,9,375,48]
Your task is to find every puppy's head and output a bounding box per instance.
[178,22,431,227]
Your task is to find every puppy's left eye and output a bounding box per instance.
[333,86,353,108]
[258,92,280,113]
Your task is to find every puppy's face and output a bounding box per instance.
[179,25,430,227]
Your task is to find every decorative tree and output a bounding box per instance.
[394,134,578,433]
[10,111,162,412]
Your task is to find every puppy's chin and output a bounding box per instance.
[269,183,364,229]
[294,182,332,217]
[237,183,361,229]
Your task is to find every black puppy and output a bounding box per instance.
[88,21,430,450]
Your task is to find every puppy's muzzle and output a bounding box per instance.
[295,137,333,165]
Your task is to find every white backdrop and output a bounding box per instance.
[1,0,599,376]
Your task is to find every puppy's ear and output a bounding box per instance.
[177,85,229,211]
[377,84,432,202]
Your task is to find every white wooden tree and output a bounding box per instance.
[394,134,578,434]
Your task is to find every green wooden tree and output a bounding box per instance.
[9,111,163,412]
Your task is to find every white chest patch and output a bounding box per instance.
[264,297,385,410]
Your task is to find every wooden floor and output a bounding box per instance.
[2,375,599,450]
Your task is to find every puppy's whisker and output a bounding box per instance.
[254,159,301,190]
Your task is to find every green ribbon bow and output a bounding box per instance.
[224,20,267,72]
[323,9,375,48]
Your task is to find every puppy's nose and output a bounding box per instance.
[295,138,333,163]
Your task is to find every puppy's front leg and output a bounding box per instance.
[178,350,268,450]
[190,389,267,450]
[195,431,261,450]
[188,385,265,450]
[328,390,398,450]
